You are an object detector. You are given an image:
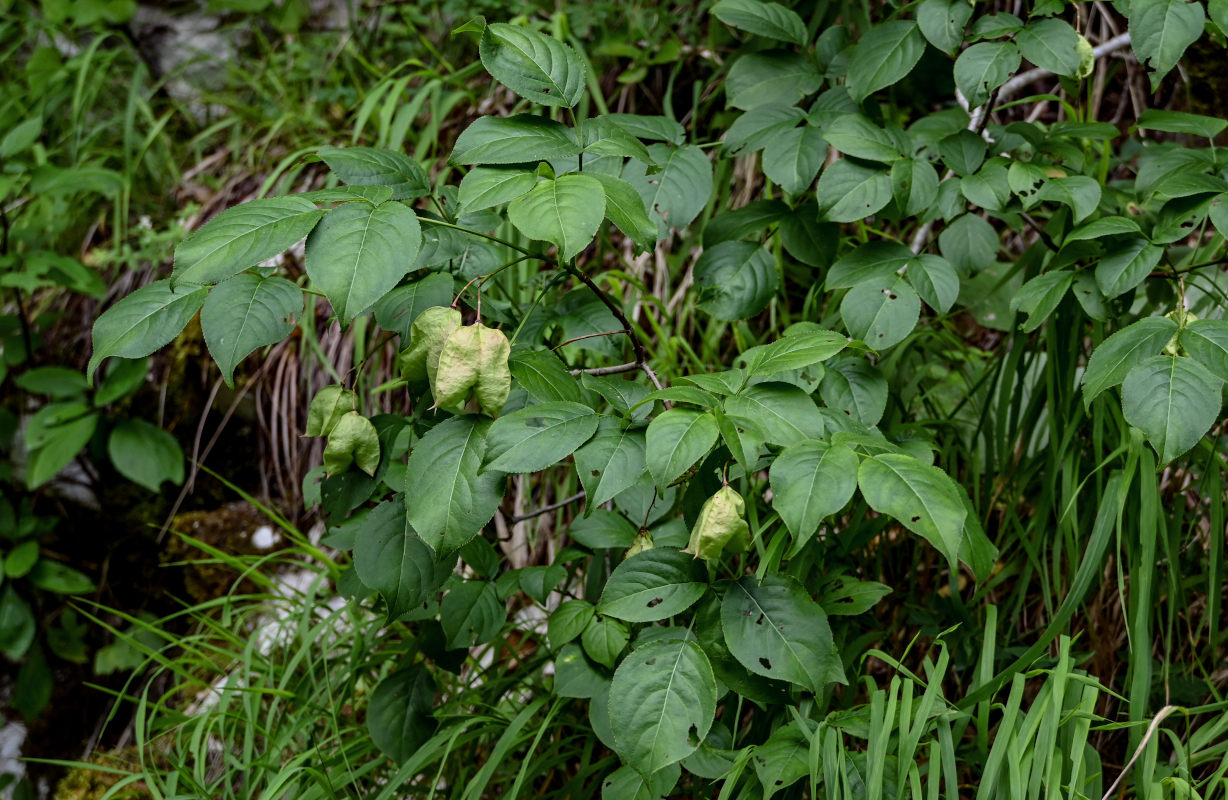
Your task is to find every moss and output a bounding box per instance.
[53,751,152,800]
[164,501,283,603]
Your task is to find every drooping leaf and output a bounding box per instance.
[906,254,960,313]
[440,580,504,648]
[458,166,538,214]
[317,146,430,200]
[857,453,967,568]
[721,574,845,694]
[693,241,779,321]
[741,330,848,376]
[88,280,208,379]
[1122,355,1222,464]
[1094,238,1163,298]
[645,409,719,489]
[846,20,926,102]
[451,115,580,165]
[917,0,972,55]
[405,416,505,553]
[1016,18,1083,77]
[200,273,302,386]
[367,665,437,762]
[753,722,811,800]
[1180,319,1228,381]
[1010,270,1073,333]
[353,501,443,621]
[590,173,659,251]
[598,549,707,622]
[761,125,827,195]
[711,0,807,44]
[723,382,825,445]
[820,357,888,425]
[107,419,184,492]
[24,402,99,489]
[574,420,648,507]
[507,174,606,260]
[305,201,422,327]
[769,440,858,547]
[609,639,717,776]
[172,197,324,286]
[1037,176,1101,224]
[484,401,599,472]
[1130,0,1205,88]
[479,23,587,107]
[725,51,822,110]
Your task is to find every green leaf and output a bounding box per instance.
[1137,109,1228,139]
[780,204,839,266]
[1066,215,1143,242]
[725,51,822,110]
[324,411,381,476]
[0,587,35,660]
[604,114,686,144]
[479,23,587,107]
[25,403,98,489]
[107,419,184,492]
[693,241,779,321]
[1094,238,1163,298]
[172,197,324,286]
[570,510,638,549]
[405,416,505,553]
[939,213,999,273]
[954,41,1020,108]
[451,115,580,165]
[554,642,609,698]
[1130,0,1205,88]
[1037,176,1101,224]
[200,273,301,386]
[817,160,892,223]
[937,130,986,176]
[840,277,921,349]
[892,158,941,217]
[724,383,825,446]
[582,614,629,668]
[367,665,436,762]
[906,254,960,313]
[507,174,606,261]
[549,601,596,649]
[317,146,430,200]
[846,20,926,102]
[353,501,442,622]
[824,115,899,163]
[769,440,858,547]
[857,453,967,568]
[440,580,504,648]
[510,349,584,404]
[89,280,208,379]
[305,201,422,327]
[590,173,659,251]
[645,409,719,489]
[721,575,845,694]
[724,105,805,155]
[28,561,95,594]
[15,367,88,398]
[918,0,972,55]
[762,125,827,195]
[1180,319,1228,381]
[711,0,807,44]
[827,241,913,289]
[820,357,888,425]
[818,576,893,616]
[575,420,648,507]
[609,639,716,776]
[1010,270,1073,333]
[1017,18,1082,77]
[753,722,810,800]
[1083,317,1180,405]
[1123,355,1222,464]
[458,166,537,214]
[622,144,713,235]
[598,549,707,622]
[742,330,848,376]
[485,401,599,473]
[0,116,42,158]
[372,272,455,340]
[580,118,655,163]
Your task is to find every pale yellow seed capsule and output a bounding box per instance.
[398,306,461,384]
[432,322,511,416]
[684,485,750,561]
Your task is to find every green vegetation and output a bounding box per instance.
[2,0,1228,797]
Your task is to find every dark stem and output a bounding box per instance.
[560,261,665,390]
[510,491,586,523]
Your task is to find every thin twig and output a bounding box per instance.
[552,329,630,350]
[570,361,640,377]
[510,491,586,523]
[560,262,666,391]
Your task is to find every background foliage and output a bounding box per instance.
[2,0,1228,798]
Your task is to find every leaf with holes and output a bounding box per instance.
[753,722,810,800]
[857,453,967,568]
[574,420,648,508]
[200,273,301,387]
[721,575,845,694]
[840,277,920,349]
[817,160,892,223]
[769,440,858,548]
[1122,355,1223,464]
[485,401,599,473]
[609,639,716,776]
[646,409,719,489]
[820,357,888,426]
[599,550,707,622]
[405,416,504,553]
[172,197,324,286]
[508,174,606,261]
[480,23,587,107]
